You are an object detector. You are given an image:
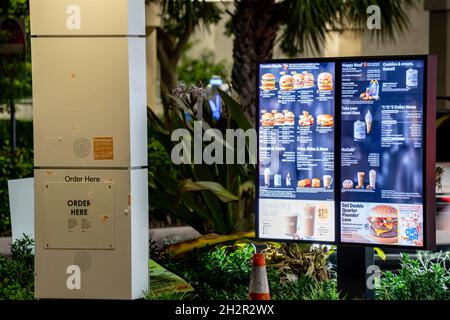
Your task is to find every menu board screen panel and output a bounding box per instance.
[340,59,426,247]
[257,61,336,242]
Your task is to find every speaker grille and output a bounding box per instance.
[73,138,91,158]
[74,251,92,272]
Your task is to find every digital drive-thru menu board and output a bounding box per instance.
[339,57,436,248]
[256,56,436,249]
[257,61,336,243]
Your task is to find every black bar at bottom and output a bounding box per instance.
[337,246,374,300]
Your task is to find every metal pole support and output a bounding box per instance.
[337,246,374,300]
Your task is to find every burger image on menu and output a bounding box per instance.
[318,72,333,91]
[317,114,334,127]
[303,71,314,88]
[261,112,275,127]
[279,75,294,91]
[311,178,321,188]
[293,73,305,89]
[260,73,276,91]
[293,71,314,89]
[284,111,295,125]
[367,205,398,244]
[274,112,285,126]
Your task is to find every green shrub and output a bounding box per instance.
[146,289,193,301]
[0,120,33,150]
[148,85,256,235]
[0,235,34,300]
[0,147,33,235]
[150,243,340,300]
[148,135,182,223]
[375,252,450,300]
[269,270,340,300]
[178,51,229,86]
[0,120,34,234]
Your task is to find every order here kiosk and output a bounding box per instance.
[30,0,148,299]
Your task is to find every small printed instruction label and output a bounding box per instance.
[93,137,114,160]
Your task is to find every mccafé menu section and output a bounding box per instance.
[340,59,426,247]
[257,61,336,242]
[257,56,435,248]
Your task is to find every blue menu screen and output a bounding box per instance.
[257,62,336,242]
[340,59,425,247]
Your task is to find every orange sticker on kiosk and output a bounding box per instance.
[93,137,114,160]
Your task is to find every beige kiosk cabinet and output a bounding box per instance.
[31,0,148,299]
[31,0,147,168]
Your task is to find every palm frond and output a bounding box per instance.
[279,0,417,56]
[343,0,417,42]
[280,0,346,56]
[160,0,223,36]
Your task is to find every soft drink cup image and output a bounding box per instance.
[284,214,299,235]
[301,205,316,238]
[264,168,271,186]
[357,172,365,188]
[369,169,376,188]
[323,175,333,188]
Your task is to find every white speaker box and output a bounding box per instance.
[34,169,149,299]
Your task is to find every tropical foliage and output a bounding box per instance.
[0,146,33,235]
[148,83,255,235]
[152,0,222,92]
[228,0,416,121]
[0,0,32,111]
[375,251,450,300]
[0,235,34,300]
[266,244,335,282]
[149,241,340,300]
[178,50,229,87]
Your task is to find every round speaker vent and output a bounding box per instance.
[73,138,91,158]
[74,251,92,272]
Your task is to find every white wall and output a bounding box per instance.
[0,101,33,121]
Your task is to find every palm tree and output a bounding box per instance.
[0,0,31,153]
[228,0,416,123]
[154,0,222,92]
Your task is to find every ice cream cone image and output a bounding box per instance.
[365,110,373,134]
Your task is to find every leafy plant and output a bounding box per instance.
[154,0,223,92]
[155,244,251,300]
[0,1,32,114]
[0,147,33,235]
[267,244,335,282]
[165,232,254,256]
[148,136,181,224]
[269,271,340,301]
[146,289,194,300]
[0,120,33,150]
[375,252,450,300]
[227,0,416,121]
[151,242,339,300]
[147,83,255,235]
[0,235,34,300]
[436,167,445,192]
[178,50,229,86]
